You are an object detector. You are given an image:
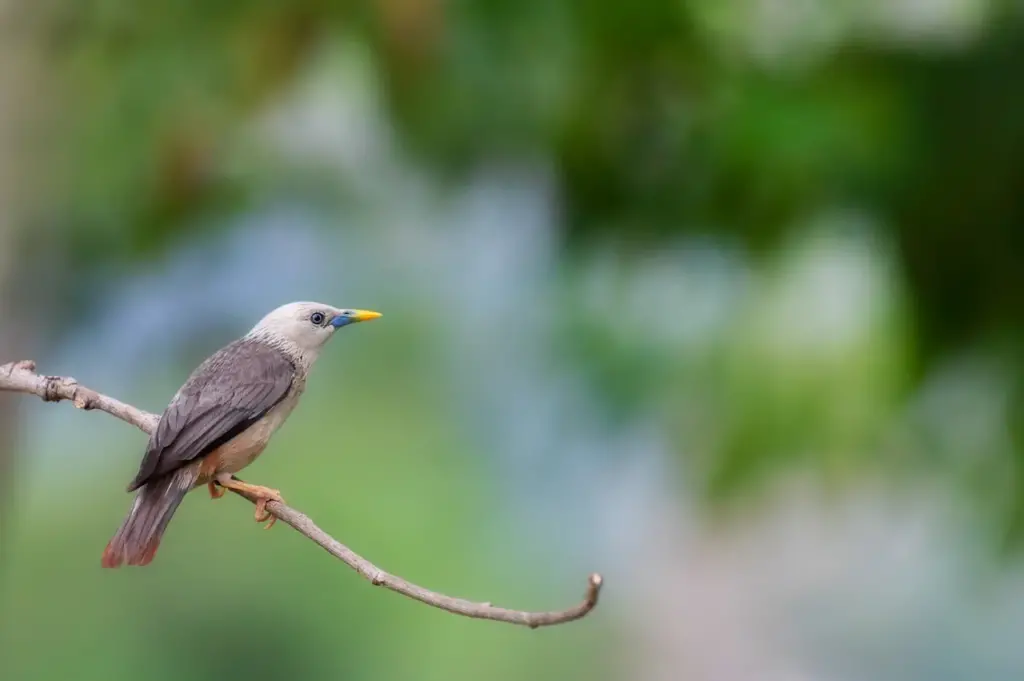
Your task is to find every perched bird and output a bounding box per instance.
[101,301,381,568]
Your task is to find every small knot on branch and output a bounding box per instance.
[42,376,67,402]
[73,390,94,410]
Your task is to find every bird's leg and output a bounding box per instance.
[208,481,225,499]
[213,473,285,529]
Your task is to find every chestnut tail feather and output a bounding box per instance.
[101,467,197,568]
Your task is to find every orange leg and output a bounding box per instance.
[214,473,285,529]
[208,481,225,499]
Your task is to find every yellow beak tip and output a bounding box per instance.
[354,310,382,322]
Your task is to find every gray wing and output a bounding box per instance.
[127,339,296,492]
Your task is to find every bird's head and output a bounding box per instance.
[249,301,382,357]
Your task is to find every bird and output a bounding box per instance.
[101,301,382,568]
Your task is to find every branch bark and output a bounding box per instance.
[0,360,602,627]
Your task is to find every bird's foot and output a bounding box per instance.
[208,481,226,499]
[213,475,285,529]
[252,489,284,529]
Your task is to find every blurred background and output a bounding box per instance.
[2,0,1024,679]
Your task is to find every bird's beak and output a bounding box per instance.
[331,309,382,328]
[350,309,382,323]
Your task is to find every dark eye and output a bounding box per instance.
[310,312,326,326]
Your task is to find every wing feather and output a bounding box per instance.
[127,340,295,491]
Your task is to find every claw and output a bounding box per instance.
[254,498,278,529]
[208,481,225,499]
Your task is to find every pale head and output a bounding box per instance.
[246,301,381,360]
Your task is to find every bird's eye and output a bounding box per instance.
[310,312,326,326]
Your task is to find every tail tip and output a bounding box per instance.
[134,538,161,566]
[102,537,161,568]
[101,541,123,569]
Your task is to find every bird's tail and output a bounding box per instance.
[101,466,198,568]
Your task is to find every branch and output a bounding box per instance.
[0,360,602,628]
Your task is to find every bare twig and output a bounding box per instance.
[0,360,602,628]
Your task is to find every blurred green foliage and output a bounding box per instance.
[4,2,1024,677]
[9,0,1020,527]
[37,0,1024,363]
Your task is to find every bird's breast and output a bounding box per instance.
[204,391,302,477]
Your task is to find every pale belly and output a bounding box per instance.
[196,394,300,484]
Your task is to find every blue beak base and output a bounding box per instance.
[330,309,382,328]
